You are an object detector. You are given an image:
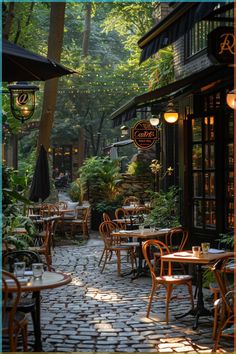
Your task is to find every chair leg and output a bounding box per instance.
[117,250,121,275]
[212,291,219,339]
[98,248,105,266]
[45,254,52,271]
[147,282,157,318]
[101,251,109,273]
[166,284,173,324]
[22,324,28,352]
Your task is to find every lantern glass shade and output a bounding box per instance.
[120,125,129,136]
[226,90,236,109]
[164,112,179,123]
[8,82,39,123]
[150,116,160,126]
[164,101,179,124]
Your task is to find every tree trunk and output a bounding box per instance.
[3,2,14,40]
[78,3,92,166]
[82,3,92,58]
[37,3,66,152]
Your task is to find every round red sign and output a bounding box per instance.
[131,120,158,150]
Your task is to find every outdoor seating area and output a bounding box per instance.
[2,193,235,352]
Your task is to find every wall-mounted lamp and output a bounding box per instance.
[120,125,129,137]
[149,115,160,127]
[164,101,179,124]
[226,90,236,109]
[8,81,39,123]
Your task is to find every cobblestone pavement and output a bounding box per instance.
[30,235,233,353]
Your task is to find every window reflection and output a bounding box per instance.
[205,173,215,197]
[192,119,202,141]
[193,200,203,228]
[205,200,216,229]
[193,173,202,197]
[205,144,215,168]
[192,144,202,169]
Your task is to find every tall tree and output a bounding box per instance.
[37,2,66,152]
[3,2,15,40]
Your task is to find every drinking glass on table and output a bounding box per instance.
[201,242,210,254]
[192,246,201,257]
[139,225,144,235]
[32,263,44,278]
[14,262,26,277]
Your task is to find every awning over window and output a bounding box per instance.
[111,65,233,127]
[138,2,233,63]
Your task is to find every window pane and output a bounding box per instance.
[192,118,202,141]
[227,171,234,198]
[205,200,216,229]
[193,200,203,228]
[204,116,214,141]
[192,144,202,169]
[193,173,202,197]
[228,143,234,168]
[226,201,234,229]
[205,144,215,168]
[205,172,215,197]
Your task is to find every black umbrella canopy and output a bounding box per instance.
[2,39,75,82]
[29,145,50,202]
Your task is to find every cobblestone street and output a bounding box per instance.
[31,235,233,353]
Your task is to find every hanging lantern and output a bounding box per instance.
[226,90,236,109]
[164,101,179,124]
[150,115,160,127]
[8,81,39,123]
[120,125,129,137]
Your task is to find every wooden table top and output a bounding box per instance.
[161,250,235,264]
[4,271,72,292]
[112,228,170,239]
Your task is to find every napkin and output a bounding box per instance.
[208,248,225,254]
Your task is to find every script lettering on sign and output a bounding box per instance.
[131,120,158,150]
[219,33,235,55]
[207,26,234,64]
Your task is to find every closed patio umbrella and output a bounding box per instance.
[29,145,50,202]
[2,39,75,82]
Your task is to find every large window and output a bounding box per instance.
[190,90,234,234]
[185,5,234,58]
[192,115,216,230]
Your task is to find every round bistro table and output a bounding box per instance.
[6,271,72,351]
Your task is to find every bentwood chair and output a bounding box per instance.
[98,221,136,275]
[2,270,28,352]
[211,257,235,351]
[29,220,54,270]
[70,207,89,238]
[123,196,140,206]
[142,239,194,323]
[3,251,42,346]
[103,212,111,222]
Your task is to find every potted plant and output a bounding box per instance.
[144,186,180,229]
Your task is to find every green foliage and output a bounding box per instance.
[79,156,121,204]
[69,178,82,203]
[2,164,35,250]
[202,268,215,288]
[96,195,123,213]
[218,232,234,250]
[144,186,180,229]
[127,161,151,176]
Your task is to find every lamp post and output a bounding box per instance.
[8,81,39,123]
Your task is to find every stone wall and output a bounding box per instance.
[117,173,153,202]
